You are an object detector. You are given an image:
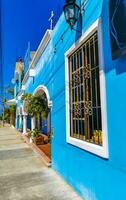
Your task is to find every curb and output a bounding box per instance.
[22,135,51,168]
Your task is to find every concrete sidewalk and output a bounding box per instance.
[0,126,82,200]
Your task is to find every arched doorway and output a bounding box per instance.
[33,85,52,159]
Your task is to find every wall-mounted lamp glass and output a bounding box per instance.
[63,0,80,29]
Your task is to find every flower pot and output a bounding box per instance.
[30,137,33,143]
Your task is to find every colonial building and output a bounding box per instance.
[10,0,126,199]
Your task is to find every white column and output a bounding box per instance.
[15,115,18,129]
[23,115,27,134]
[31,117,35,131]
[19,115,22,130]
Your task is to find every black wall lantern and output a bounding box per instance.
[63,0,80,29]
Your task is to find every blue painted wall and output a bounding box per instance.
[16,0,126,199]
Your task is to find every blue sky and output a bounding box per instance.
[0,0,64,89]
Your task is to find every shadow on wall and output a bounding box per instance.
[101,0,126,76]
[115,57,126,75]
[75,12,83,42]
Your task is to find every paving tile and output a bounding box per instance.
[0,126,82,200]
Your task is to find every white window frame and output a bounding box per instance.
[65,19,109,158]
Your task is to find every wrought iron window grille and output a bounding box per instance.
[69,32,103,146]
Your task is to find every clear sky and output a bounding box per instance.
[0,0,64,112]
[1,0,64,88]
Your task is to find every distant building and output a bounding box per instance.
[10,0,126,199]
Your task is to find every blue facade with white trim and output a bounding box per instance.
[14,0,126,199]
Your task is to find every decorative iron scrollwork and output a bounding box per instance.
[72,70,81,86]
[84,100,92,115]
[72,103,82,118]
[83,64,91,79]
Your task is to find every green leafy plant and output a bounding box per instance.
[21,93,48,118]
[93,130,102,145]
[29,128,40,144]
[1,103,15,126]
[9,105,16,126]
[30,128,39,138]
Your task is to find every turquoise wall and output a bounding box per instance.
[17,0,126,199]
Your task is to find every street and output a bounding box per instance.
[0,126,82,200]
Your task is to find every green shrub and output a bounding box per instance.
[30,128,39,138]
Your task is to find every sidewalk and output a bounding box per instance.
[0,126,82,200]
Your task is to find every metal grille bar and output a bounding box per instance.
[69,32,102,146]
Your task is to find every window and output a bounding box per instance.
[69,32,102,146]
[65,20,108,158]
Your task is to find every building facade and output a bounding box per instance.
[12,0,126,199]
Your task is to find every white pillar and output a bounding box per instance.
[23,115,27,134]
[19,115,22,130]
[15,115,18,129]
[31,117,35,131]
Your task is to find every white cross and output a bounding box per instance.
[49,11,54,30]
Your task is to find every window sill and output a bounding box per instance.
[67,136,108,159]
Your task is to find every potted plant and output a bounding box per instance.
[30,128,39,144]
[92,130,103,145]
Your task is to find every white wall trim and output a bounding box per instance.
[29,69,36,77]
[22,101,28,116]
[22,29,52,84]
[33,85,52,108]
[22,85,25,91]
[65,18,109,159]
[29,29,52,69]
[65,19,99,57]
